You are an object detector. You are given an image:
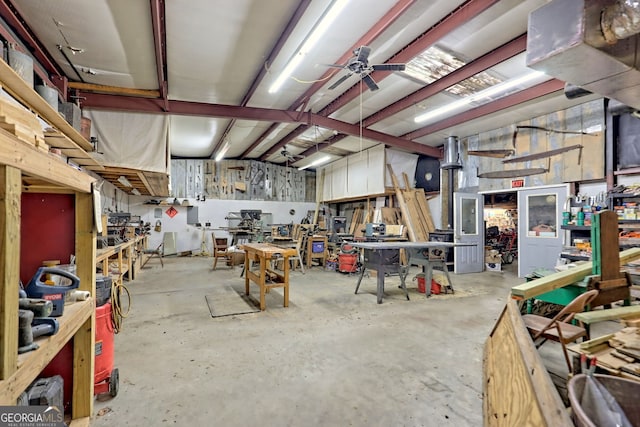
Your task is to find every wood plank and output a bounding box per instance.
[68,417,91,427]
[511,247,640,300]
[72,315,94,419]
[484,300,571,426]
[575,305,640,324]
[579,333,616,350]
[0,166,20,379]
[414,188,436,233]
[0,58,93,151]
[0,128,95,193]
[0,299,93,404]
[387,164,416,241]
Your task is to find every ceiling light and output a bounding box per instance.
[117,175,132,187]
[414,71,546,123]
[299,155,331,170]
[268,0,350,93]
[131,188,141,196]
[215,140,231,162]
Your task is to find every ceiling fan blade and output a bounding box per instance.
[328,73,352,90]
[323,63,345,69]
[372,63,406,71]
[362,73,379,91]
[356,46,371,63]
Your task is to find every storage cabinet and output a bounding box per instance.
[0,58,97,424]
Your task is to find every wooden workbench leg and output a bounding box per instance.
[244,252,250,295]
[283,256,289,307]
[259,257,266,311]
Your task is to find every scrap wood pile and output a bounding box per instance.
[578,326,640,380]
[349,205,405,238]
[386,164,435,241]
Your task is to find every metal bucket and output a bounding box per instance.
[8,48,33,88]
[36,85,58,111]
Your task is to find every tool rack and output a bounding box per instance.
[0,58,98,425]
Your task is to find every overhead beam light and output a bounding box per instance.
[131,188,141,196]
[117,175,132,187]
[414,71,546,123]
[268,0,350,94]
[215,140,231,162]
[299,155,331,170]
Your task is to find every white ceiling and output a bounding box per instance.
[5,0,598,168]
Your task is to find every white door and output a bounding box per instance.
[454,192,484,274]
[517,185,568,277]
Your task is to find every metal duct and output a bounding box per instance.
[527,0,640,110]
[564,82,593,99]
[440,136,463,170]
[602,0,640,43]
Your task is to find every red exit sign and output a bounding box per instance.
[511,179,525,188]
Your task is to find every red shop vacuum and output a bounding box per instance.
[94,275,118,397]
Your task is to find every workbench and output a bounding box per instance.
[349,241,472,304]
[240,243,297,310]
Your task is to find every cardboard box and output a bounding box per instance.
[486,262,502,272]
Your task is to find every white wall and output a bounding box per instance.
[130,198,317,253]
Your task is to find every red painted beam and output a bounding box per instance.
[299,134,348,158]
[227,0,312,158]
[402,79,565,140]
[363,34,526,127]
[319,0,500,117]
[81,92,440,157]
[300,34,527,161]
[150,0,167,103]
[0,1,63,76]
[243,0,415,159]
[263,0,499,161]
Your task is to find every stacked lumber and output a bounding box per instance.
[577,327,640,380]
[386,164,435,242]
[0,96,46,151]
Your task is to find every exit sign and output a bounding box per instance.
[511,179,525,188]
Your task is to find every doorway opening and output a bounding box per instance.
[483,191,518,274]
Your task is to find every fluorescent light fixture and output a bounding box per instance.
[117,175,132,187]
[414,71,546,123]
[215,140,231,162]
[131,188,141,196]
[268,0,349,93]
[299,155,331,170]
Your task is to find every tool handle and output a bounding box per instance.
[30,266,80,290]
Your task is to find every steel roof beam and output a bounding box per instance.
[150,0,168,110]
[259,0,498,162]
[401,79,565,140]
[80,93,440,157]
[220,0,312,158]
[241,0,414,160]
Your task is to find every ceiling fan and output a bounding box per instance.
[327,46,406,91]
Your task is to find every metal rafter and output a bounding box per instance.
[296,34,527,160]
[241,0,415,160]
[214,0,312,158]
[79,93,440,157]
[150,0,168,110]
[258,0,499,162]
[401,79,565,140]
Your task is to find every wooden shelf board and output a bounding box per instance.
[0,58,93,152]
[0,298,93,404]
[0,127,94,193]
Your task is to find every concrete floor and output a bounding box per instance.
[93,257,524,426]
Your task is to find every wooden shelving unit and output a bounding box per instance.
[0,58,97,425]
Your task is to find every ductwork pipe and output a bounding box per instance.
[602,0,640,44]
[564,82,593,99]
